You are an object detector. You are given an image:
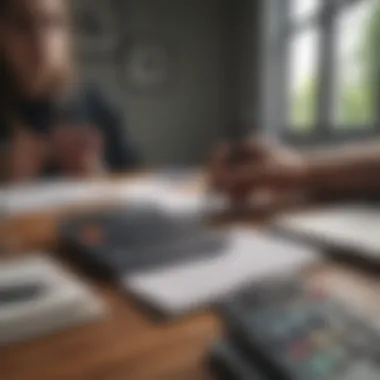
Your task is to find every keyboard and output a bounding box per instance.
[61,206,225,279]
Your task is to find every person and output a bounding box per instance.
[0,0,140,183]
[209,138,380,203]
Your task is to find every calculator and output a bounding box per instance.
[212,280,380,380]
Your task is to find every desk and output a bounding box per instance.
[2,182,380,380]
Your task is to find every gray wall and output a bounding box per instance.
[80,0,262,165]
[222,0,263,139]
[82,0,227,165]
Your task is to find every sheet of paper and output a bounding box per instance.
[123,229,321,316]
[113,181,224,217]
[273,205,380,258]
[149,166,202,187]
[0,174,215,217]
[0,180,111,216]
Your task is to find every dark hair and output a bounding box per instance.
[0,0,20,109]
[0,0,10,15]
[0,60,16,116]
[0,0,75,112]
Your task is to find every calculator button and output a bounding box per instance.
[338,361,380,380]
[346,330,374,353]
[328,345,348,365]
[295,364,319,380]
[309,314,328,330]
[309,354,334,378]
[328,315,349,336]
[290,341,310,361]
[310,288,328,301]
[272,318,297,340]
[310,330,334,350]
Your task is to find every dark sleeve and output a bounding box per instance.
[85,86,141,172]
[0,120,11,148]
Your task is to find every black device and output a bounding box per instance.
[0,282,46,306]
[210,339,266,380]
[211,279,380,380]
[61,206,225,279]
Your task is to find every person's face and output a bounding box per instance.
[0,0,71,98]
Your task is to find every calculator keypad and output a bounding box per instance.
[240,282,380,380]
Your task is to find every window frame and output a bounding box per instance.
[265,0,379,146]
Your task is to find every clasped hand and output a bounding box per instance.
[208,140,307,203]
[4,125,104,182]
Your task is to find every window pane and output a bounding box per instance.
[334,0,377,128]
[288,28,320,131]
[290,0,320,21]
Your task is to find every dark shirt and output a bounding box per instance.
[0,85,140,172]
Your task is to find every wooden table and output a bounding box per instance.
[2,185,380,380]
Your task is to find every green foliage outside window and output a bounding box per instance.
[291,0,380,131]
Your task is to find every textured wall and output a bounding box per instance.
[79,0,227,165]
[78,0,262,165]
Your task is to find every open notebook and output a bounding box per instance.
[122,229,321,317]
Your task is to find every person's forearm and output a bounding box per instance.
[258,141,380,198]
[300,142,380,196]
[0,150,37,183]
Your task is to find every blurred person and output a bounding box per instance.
[209,138,380,203]
[0,0,139,182]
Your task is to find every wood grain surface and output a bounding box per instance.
[0,198,222,380]
[1,181,380,380]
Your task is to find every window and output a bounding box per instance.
[288,27,320,130]
[265,0,380,144]
[334,0,375,127]
[290,0,320,20]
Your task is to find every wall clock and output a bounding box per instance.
[121,41,174,91]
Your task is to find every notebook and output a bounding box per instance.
[122,229,320,317]
[0,255,105,345]
[273,204,380,260]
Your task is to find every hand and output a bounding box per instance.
[209,139,276,197]
[1,129,48,182]
[208,139,305,202]
[50,125,105,177]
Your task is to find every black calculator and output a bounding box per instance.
[212,280,380,380]
[210,339,265,380]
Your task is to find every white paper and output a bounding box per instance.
[0,255,105,345]
[123,229,321,316]
[273,204,380,258]
[0,180,109,216]
[0,176,214,218]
